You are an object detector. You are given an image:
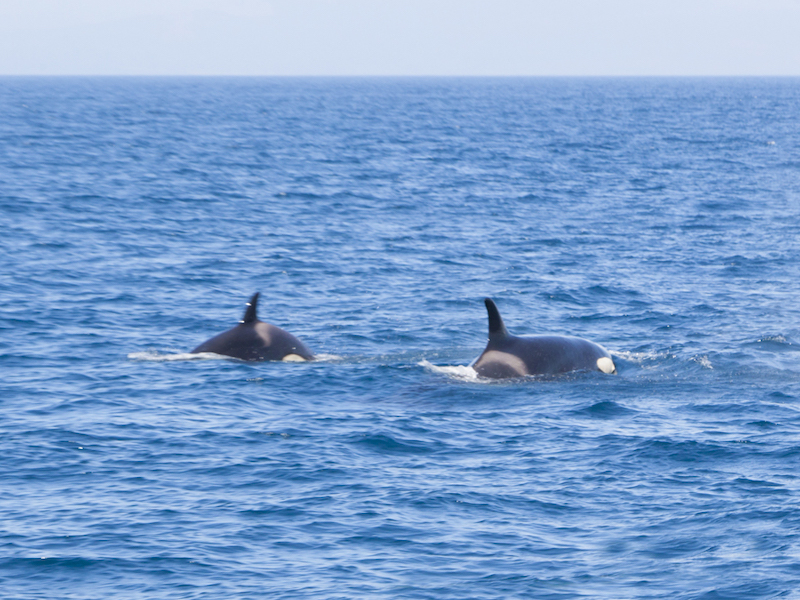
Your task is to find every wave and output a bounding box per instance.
[611,349,669,363]
[127,350,342,362]
[127,350,216,362]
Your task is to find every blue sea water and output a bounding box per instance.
[2,76,800,599]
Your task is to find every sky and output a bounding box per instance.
[1,0,799,76]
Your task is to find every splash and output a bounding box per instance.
[312,353,344,362]
[611,349,670,364]
[127,350,224,362]
[691,355,714,369]
[127,350,343,363]
[419,359,480,382]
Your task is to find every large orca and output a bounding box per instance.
[190,292,314,362]
[471,298,615,378]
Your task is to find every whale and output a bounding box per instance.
[190,292,314,362]
[471,298,615,378]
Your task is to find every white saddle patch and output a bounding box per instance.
[476,350,528,376]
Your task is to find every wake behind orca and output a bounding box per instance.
[190,292,314,362]
[471,298,615,379]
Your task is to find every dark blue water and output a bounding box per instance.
[2,77,800,599]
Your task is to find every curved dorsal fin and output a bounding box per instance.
[485,298,509,341]
[241,292,260,324]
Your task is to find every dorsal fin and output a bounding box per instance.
[241,292,260,324]
[485,298,510,341]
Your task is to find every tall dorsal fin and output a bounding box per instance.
[241,292,260,324]
[485,298,510,341]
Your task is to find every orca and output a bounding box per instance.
[190,292,314,362]
[471,298,615,378]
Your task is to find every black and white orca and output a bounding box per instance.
[471,298,615,378]
[191,292,314,362]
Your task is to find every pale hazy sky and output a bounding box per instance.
[1,0,799,76]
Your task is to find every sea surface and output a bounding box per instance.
[2,77,800,599]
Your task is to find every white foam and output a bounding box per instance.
[128,350,340,363]
[419,359,480,382]
[611,350,665,364]
[692,355,713,369]
[312,353,344,362]
[758,335,788,344]
[127,351,223,362]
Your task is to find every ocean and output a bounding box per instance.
[2,77,800,599]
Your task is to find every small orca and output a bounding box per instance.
[190,292,314,362]
[471,298,615,378]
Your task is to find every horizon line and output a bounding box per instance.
[3,73,800,79]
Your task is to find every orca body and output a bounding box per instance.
[471,298,615,379]
[190,293,314,362]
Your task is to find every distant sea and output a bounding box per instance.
[2,77,800,599]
